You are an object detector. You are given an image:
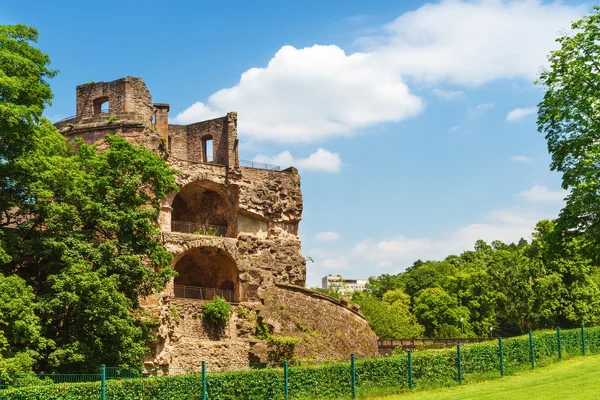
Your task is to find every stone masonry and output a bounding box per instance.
[55,77,378,370]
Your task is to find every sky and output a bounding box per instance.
[2,0,592,287]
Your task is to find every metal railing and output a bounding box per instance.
[54,109,110,125]
[239,159,281,171]
[171,221,227,236]
[173,284,237,303]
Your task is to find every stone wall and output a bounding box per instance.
[257,285,379,361]
[75,77,153,121]
[170,112,237,166]
[162,232,306,301]
[237,166,303,223]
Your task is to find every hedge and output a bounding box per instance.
[2,326,599,399]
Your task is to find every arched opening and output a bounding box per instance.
[171,182,229,236]
[93,96,110,115]
[173,247,239,302]
[202,135,213,163]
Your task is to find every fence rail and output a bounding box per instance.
[378,337,494,355]
[173,284,237,303]
[2,325,599,399]
[171,221,227,236]
[239,159,281,171]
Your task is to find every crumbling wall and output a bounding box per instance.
[237,167,303,223]
[258,285,379,361]
[75,77,152,121]
[163,232,305,301]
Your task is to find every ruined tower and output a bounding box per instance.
[55,77,377,370]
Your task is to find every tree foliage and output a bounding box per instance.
[0,24,178,372]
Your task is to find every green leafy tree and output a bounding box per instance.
[0,274,44,374]
[353,292,423,339]
[413,288,470,338]
[0,24,178,372]
[536,7,600,249]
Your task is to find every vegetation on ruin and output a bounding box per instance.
[201,296,232,326]
[0,24,178,373]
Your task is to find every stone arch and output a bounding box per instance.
[171,242,242,302]
[169,179,235,236]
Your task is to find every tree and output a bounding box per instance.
[364,274,404,299]
[352,292,423,339]
[0,24,178,372]
[413,288,470,338]
[0,274,44,375]
[536,7,600,246]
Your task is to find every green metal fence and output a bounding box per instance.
[1,325,599,399]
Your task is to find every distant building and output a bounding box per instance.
[322,275,368,294]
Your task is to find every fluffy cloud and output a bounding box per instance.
[254,148,341,172]
[506,107,537,121]
[518,185,567,203]
[173,45,424,143]
[468,102,495,118]
[432,88,465,100]
[173,1,583,143]
[369,0,585,85]
[315,231,341,242]
[510,155,532,162]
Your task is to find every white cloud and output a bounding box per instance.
[468,102,495,118]
[510,155,532,163]
[315,231,341,242]
[254,148,341,172]
[174,1,583,143]
[172,45,424,143]
[351,206,550,264]
[368,0,585,85]
[506,107,537,121]
[432,88,465,100]
[449,125,460,132]
[518,185,567,203]
[171,102,220,124]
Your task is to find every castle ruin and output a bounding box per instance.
[55,77,377,370]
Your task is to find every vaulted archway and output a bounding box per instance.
[173,246,240,302]
[170,180,232,236]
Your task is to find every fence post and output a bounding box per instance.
[284,360,289,400]
[456,344,463,385]
[101,364,106,400]
[351,353,356,400]
[202,361,207,400]
[557,327,562,359]
[407,350,413,390]
[498,338,504,377]
[581,323,586,356]
[529,331,535,369]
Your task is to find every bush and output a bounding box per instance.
[201,297,232,326]
[3,326,600,399]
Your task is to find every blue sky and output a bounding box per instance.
[2,0,591,287]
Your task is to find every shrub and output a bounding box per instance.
[202,297,231,326]
[266,336,300,362]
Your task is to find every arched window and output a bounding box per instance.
[93,96,110,115]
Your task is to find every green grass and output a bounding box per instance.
[376,355,600,400]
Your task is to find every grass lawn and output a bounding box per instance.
[376,355,600,400]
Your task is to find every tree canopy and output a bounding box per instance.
[0,24,177,372]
